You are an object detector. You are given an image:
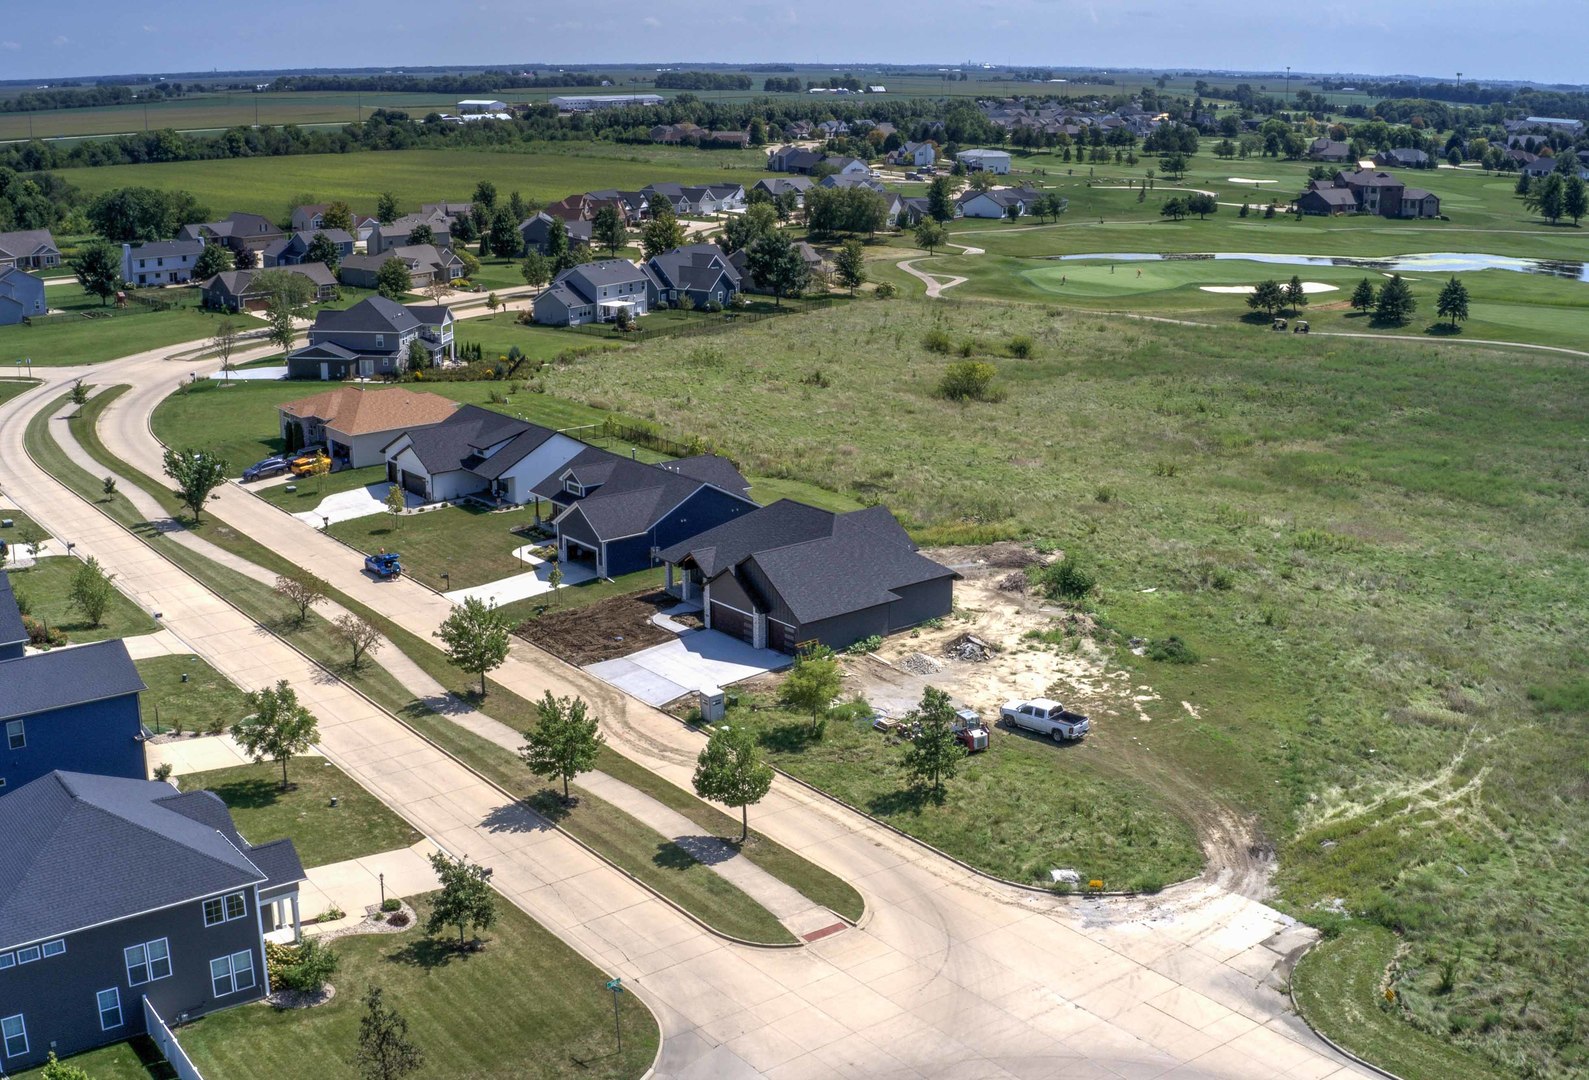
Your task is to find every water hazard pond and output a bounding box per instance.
[1048,251,1589,282]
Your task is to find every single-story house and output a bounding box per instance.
[751,177,814,206]
[958,187,1044,219]
[657,500,957,653]
[728,241,826,292]
[1306,138,1352,162]
[337,245,463,290]
[285,296,454,380]
[532,259,654,326]
[586,189,651,221]
[0,267,46,326]
[643,183,719,216]
[278,386,459,466]
[767,145,825,174]
[1373,148,1430,169]
[520,212,594,257]
[381,404,586,505]
[261,229,355,267]
[645,243,742,308]
[0,770,304,1071]
[533,448,757,579]
[823,156,872,179]
[0,229,61,271]
[957,148,1012,174]
[179,212,284,254]
[200,264,337,312]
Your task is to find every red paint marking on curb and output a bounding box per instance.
[801,922,847,943]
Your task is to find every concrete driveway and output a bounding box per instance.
[444,551,597,608]
[293,481,422,526]
[585,629,790,705]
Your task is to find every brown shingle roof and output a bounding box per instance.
[278,387,458,436]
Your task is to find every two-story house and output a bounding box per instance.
[285,296,454,380]
[0,267,47,326]
[532,260,655,326]
[177,212,284,256]
[369,214,453,256]
[645,243,742,308]
[261,229,356,267]
[889,141,937,168]
[1328,169,1441,219]
[0,771,304,1071]
[520,213,593,258]
[0,619,149,794]
[120,240,205,287]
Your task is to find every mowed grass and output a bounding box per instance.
[176,892,659,1080]
[136,653,253,737]
[184,758,423,870]
[541,299,1589,1077]
[4,554,157,642]
[329,502,532,592]
[10,1038,174,1080]
[0,295,224,366]
[0,378,38,406]
[55,146,772,221]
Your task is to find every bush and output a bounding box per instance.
[381,897,402,912]
[153,762,174,783]
[1093,484,1116,503]
[937,360,1004,403]
[281,938,338,993]
[387,911,410,928]
[1147,636,1199,664]
[22,614,65,649]
[956,340,975,358]
[874,281,897,299]
[845,635,884,655]
[922,327,952,354]
[1037,558,1095,600]
[1007,335,1035,358]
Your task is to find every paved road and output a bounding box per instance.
[4,352,1376,1078]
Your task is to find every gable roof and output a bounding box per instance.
[0,771,302,949]
[658,498,836,577]
[539,448,751,541]
[646,243,743,293]
[392,404,559,478]
[0,638,146,722]
[126,238,204,260]
[279,386,458,436]
[204,263,336,297]
[312,295,422,336]
[0,230,59,260]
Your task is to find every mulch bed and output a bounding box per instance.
[515,589,686,666]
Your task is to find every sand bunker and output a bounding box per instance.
[1200,282,1339,295]
[1226,177,1277,184]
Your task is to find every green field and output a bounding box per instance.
[176,892,658,1080]
[0,283,226,367]
[4,554,157,642]
[534,298,1589,1078]
[53,145,773,221]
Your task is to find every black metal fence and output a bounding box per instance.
[561,296,837,342]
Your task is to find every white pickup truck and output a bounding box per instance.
[1000,698,1090,741]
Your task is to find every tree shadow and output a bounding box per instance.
[1424,322,1463,336]
[867,786,932,817]
[757,721,819,755]
[1237,311,1276,327]
[653,841,700,871]
[672,834,739,866]
[207,776,284,811]
[483,797,558,833]
[386,934,459,971]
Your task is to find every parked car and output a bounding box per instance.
[953,708,990,752]
[1000,698,1090,741]
[241,456,290,482]
[290,449,330,476]
[365,552,402,579]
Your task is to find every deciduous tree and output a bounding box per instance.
[321,201,354,233]
[489,207,520,258]
[69,555,114,627]
[519,251,550,293]
[235,680,319,788]
[212,318,240,381]
[273,571,328,625]
[1564,175,1588,226]
[333,613,383,670]
[833,239,866,295]
[426,851,496,949]
[306,230,342,272]
[745,230,809,306]
[375,192,400,224]
[780,645,841,736]
[900,687,965,801]
[693,724,774,842]
[375,256,412,300]
[913,218,948,254]
[193,242,233,280]
[162,446,229,523]
[641,207,687,259]
[519,691,603,802]
[71,241,122,305]
[592,204,627,255]
[435,596,511,697]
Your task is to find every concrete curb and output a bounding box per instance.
[27,418,803,955]
[1287,939,1407,1080]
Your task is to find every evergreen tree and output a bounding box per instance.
[1283,275,1309,316]
[1436,276,1470,329]
[1246,280,1285,317]
[1374,273,1417,325]
[1350,277,1376,313]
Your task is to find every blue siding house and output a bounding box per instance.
[0,771,304,1071]
[531,450,757,579]
[0,635,148,795]
[0,572,25,661]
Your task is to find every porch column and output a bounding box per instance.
[290,894,301,943]
[702,584,712,628]
[665,563,675,593]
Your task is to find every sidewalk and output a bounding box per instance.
[299,841,442,934]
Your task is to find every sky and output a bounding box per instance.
[3,0,1580,86]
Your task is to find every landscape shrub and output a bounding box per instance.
[22,614,65,648]
[381,897,402,913]
[874,281,896,299]
[1036,558,1096,600]
[922,328,952,354]
[281,938,339,993]
[387,911,410,928]
[844,635,883,655]
[936,360,1004,403]
[1007,335,1035,358]
[1146,636,1199,664]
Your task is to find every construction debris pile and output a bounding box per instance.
[996,571,1029,593]
[944,633,994,662]
[898,652,944,676]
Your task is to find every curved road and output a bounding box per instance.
[2,345,1373,1079]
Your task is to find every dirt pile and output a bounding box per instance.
[944,633,995,662]
[898,652,943,676]
[996,570,1029,593]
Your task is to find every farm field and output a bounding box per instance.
[52,145,774,220]
[534,298,1589,1078]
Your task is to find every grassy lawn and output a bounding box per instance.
[1292,926,1509,1080]
[3,554,157,642]
[177,892,658,1080]
[538,297,1589,1076]
[0,377,38,407]
[11,1038,174,1080]
[254,465,388,513]
[137,653,253,737]
[330,502,531,591]
[185,759,422,869]
[0,284,224,366]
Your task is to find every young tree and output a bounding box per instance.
[1350,277,1377,313]
[321,200,354,233]
[780,645,841,736]
[1283,275,1309,316]
[745,231,810,307]
[426,851,497,949]
[333,613,383,670]
[1563,175,1588,226]
[519,251,550,293]
[375,256,413,300]
[1374,273,1417,325]
[546,562,563,606]
[352,986,423,1080]
[641,207,687,259]
[693,724,774,842]
[592,204,627,255]
[40,1052,94,1080]
[162,447,229,524]
[900,686,965,801]
[519,691,604,802]
[384,482,406,525]
[69,378,91,406]
[102,475,118,499]
[489,207,521,258]
[1514,171,1532,197]
[212,318,240,382]
[273,571,328,625]
[235,680,319,788]
[1246,280,1285,318]
[69,555,115,628]
[435,595,511,697]
[913,218,948,254]
[305,231,342,272]
[71,241,123,305]
[193,242,234,280]
[834,239,867,295]
[1436,275,1470,329]
[375,192,400,224]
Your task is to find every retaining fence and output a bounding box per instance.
[561,297,836,343]
[142,997,205,1080]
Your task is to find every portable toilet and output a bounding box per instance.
[700,687,726,723]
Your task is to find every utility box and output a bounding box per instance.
[700,688,726,723]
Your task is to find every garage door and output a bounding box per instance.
[401,471,426,497]
[768,620,798,654]
[710,602,753,644]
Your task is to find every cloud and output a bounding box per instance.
[0,41,19,51]
[51,35,68,46]
[642,15,661,26]
[142,24,156,32]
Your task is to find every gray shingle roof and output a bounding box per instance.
[127,239,204,260]
[313,295,421,335]
[0,230,58,260]
[540,449,751,541]
[0,772,302,948]
[0,571,25,653]
[395,404,556,478]
[0,638,146,722]
[646,244,742,293]
[658,499,835,577]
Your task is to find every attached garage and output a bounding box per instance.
[400,470,427,498]
[710,602,753,644]
[767,619,798,654]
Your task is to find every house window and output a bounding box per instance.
[0,954,12,969]
[125,938,172,985]
[209,950,256,997]
[41,940,64,958]
[14,946,39,965]
[375,334,385,348]
[204,891,247,926]
[6,720,23,749]
[1,1015,25,1059]
[563,478,583,496]
[97,988,123,1031]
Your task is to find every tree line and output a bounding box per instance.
[656,72,752,91]
[269,71,606,93]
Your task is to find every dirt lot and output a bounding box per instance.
[515,590,701,666]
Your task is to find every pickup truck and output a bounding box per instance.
[290,449,330,477]
[1000,698,1090,741]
